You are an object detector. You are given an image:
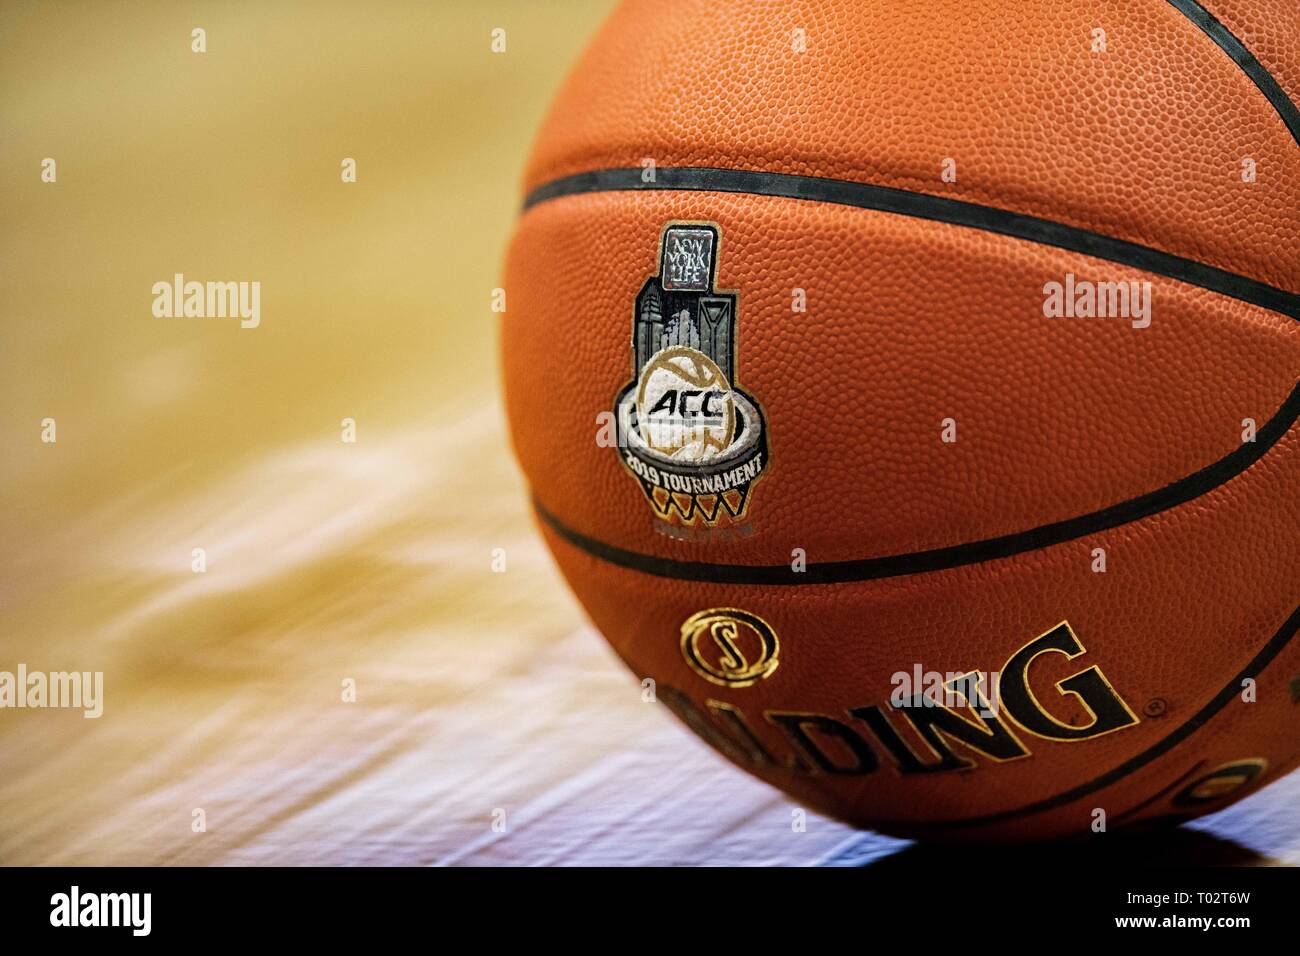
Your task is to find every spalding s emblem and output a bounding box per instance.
[614,223,769,526]
[680,608,780,688]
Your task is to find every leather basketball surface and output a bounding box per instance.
[502,0,1300,840]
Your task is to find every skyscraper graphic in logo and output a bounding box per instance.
[614,223,769,526]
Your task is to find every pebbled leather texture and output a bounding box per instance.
[502,0,1300,839]
[1201,0,1300,115]
[523,0,1300,292]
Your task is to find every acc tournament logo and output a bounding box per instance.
[614,223,769,526]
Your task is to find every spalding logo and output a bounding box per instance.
[614,223,768,526]
[680,608,780,687]
[667,617,1141,776]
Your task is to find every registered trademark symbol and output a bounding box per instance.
[1143,698,1168,717]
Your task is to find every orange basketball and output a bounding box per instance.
[502,0,1300,840]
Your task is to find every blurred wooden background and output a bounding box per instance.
[1,0,1295,866]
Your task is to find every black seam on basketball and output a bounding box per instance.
[873,601,1300,830]
[1106,763,1205,826]
[521,167,1300,322]
[1166,0,1300,150]
[534,377,1300,585]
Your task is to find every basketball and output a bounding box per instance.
[502,0,1300,840]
